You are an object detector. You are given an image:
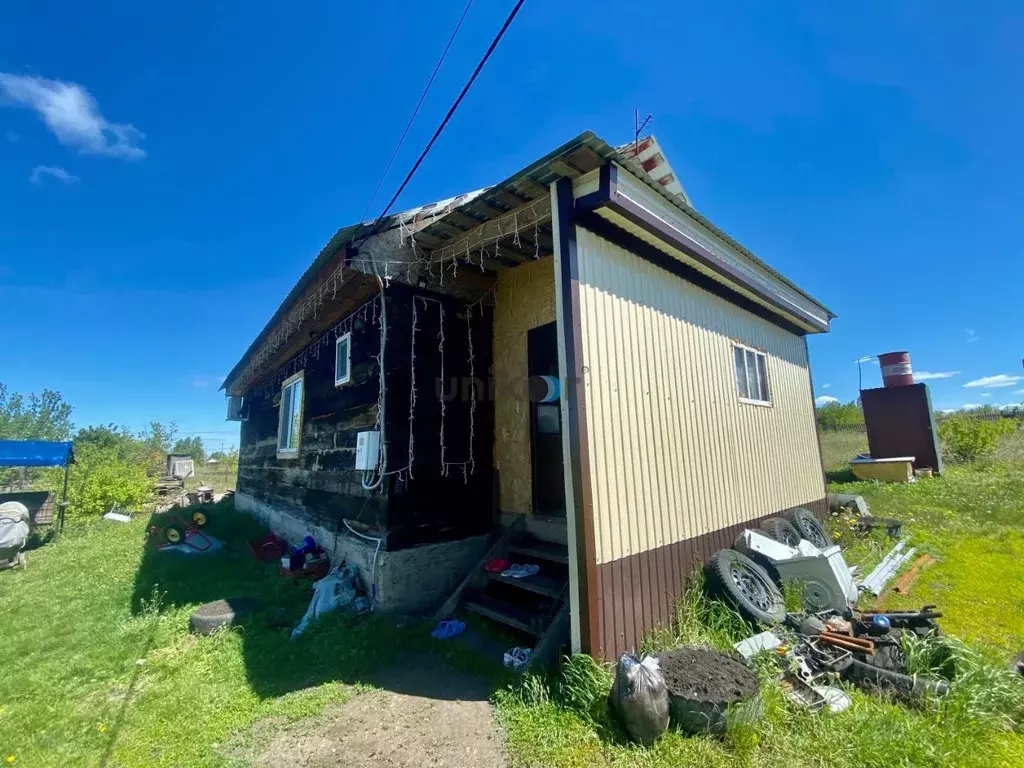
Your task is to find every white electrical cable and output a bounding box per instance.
[343,519,383,611]
[361,249,389,490]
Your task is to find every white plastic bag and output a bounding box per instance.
[609,653,670,746]
[291,564,358,638]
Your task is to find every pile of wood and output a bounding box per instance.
[155,475,185,497]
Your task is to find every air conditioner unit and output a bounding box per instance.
[226,396,248,422]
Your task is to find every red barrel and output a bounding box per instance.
[878,351,914,387]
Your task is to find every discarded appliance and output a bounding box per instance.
[736,530,859,612]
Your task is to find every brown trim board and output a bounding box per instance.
[554,176,600,654]
[594,498,829,659]
[804,337,830,492]
[576,163,829,335]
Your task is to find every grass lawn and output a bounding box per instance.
[0,505,498,767]
[3,430,1024,767]
[496,428,1024,768]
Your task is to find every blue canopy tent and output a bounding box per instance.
[0,440,74,532]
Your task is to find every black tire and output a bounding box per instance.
[189,597,260,635]
[164,524,186,545]
[707,549,786,625]
[787,508,833,549]
[759,517,801,547]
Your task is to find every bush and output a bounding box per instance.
[816,401,864,431]
[938,414,1020,463]
[66,443,155,518]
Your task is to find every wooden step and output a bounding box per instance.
[462,594,544,637]
[507,539,569,565]
[487,571,566,599]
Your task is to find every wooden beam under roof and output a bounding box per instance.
[427,194,551,264]
[566,146,605,173]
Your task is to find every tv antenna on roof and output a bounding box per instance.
[634,109,653,155]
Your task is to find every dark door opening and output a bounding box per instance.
[528,322,566,516]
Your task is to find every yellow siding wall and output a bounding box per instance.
[576,227,825,565]
[493,256,556,514]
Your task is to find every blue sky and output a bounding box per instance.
[2,1,1022,449]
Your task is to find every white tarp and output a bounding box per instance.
[0,502,30,558]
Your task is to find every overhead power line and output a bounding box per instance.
[357,0,528,247]
[358,0,477,224]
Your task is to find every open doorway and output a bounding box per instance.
[528,322,566,516]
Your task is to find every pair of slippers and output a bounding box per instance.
[504,647,532,670]
[501,563,540,579]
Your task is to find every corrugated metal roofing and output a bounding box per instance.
[224,130,834,390]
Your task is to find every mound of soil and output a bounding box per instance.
[657,647,758,704]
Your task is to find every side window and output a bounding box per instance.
[277,371,304,456]
[335,332,352,386]
[733,344,771,405]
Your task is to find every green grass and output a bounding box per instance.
[5,430,1024,767]
[0,502,491,767]
[495,428,1024,768]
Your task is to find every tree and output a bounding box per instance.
[0,384,73,441]
[0,384,74,488]
[816,400,864,431]
[171,436,206,462]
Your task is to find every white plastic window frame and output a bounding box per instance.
[277,370,305,458]
[733,343,772,407]
[335,332,352,387]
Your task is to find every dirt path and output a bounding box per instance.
[249,658,506,768]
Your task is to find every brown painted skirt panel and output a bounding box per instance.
[593,497,828,659]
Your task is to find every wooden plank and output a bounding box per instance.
[428,195,551,264]
[493,188,527,209]
[524,602,570,673]
[445,211,483,230]
[549,159,582,179]
[507,540,569,565]
[513,177,549,198]
[433,516,526,623]
[566,146,604,173]
[487,571,566,599]
[468,199,505,219]
[463,595,542,637]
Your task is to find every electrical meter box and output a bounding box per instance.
[354,430,380,471]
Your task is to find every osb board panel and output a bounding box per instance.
[492,256,556,514]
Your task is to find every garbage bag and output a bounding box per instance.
[291,564,359,638]
[609,653,670,746]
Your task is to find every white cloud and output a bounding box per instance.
[981,393,992,398]
[29,165,79,185]
[965,328,979,343]
[938,408,957,415]
[192,374,226,389]
[914,371,960,381]
[1015,389,1024,395]
[815,395,840,407]
[959,403,984,410]
[0,73,145,159]
[822,383,831,389]
[963,374,1022,389]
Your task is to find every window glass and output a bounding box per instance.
[335,334,351,385]
[734,344,771,404]
[278,374,304,453]
[733,346,748,399]
[756,354,770,402]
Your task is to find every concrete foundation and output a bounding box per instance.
[234,492,490,614]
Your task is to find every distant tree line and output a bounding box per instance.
[0,382,232,519]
